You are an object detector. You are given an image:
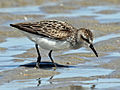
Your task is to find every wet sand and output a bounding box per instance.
[0,0,120,90]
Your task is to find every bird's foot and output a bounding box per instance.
[52,63,57,70]
[35,62,40,68]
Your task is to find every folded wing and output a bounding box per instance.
[10,20,76,40]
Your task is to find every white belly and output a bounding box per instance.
[22,31,71,50]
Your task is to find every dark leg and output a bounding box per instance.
[48,50,57,68]
[35,44,41,68]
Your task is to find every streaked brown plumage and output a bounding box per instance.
[10,20,76,40]
[10,20,98,68]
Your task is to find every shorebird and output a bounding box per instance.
[10,20,98,68]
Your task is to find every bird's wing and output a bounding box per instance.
[10,20,76,40]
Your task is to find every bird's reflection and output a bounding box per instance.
[36,78,41,87]
[37,75,54,87]
[20,61,75,87]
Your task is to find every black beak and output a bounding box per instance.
[89,44,98,57]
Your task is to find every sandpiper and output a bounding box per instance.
[10,20,98,68]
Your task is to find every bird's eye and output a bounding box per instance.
[81,35,90,43]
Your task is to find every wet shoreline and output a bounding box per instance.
[0,0,120,90]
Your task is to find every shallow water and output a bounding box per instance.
[0,1,120,23]
[0,37,34,72]
[0,67,114,90]
[1,32,119,71]
[0,0,120,90]
[0,32,119,89]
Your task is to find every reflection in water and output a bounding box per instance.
[0,33,117,90]
[36,75,87,90]
[37,78,41,87]
[37,75,54,87]
[91,84,96,90]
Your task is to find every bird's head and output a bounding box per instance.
[78,28,98,57]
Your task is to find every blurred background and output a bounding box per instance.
[0,0,120,90]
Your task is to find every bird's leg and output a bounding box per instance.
[35,44,41,68]
[48,50,57,68]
